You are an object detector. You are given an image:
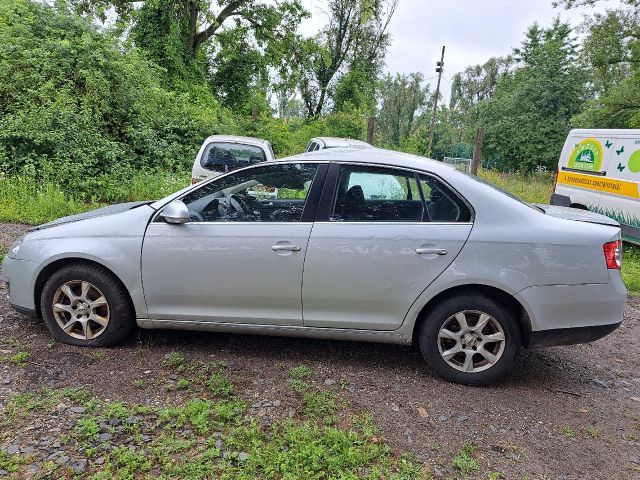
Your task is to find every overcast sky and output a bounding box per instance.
[299,0,614,100]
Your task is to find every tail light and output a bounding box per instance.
[603,240,622,270]
[191,178,200,185]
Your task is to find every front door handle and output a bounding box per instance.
[271,244,301,252]
[415,247,448,255]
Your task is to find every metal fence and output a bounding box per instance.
[443,157,471,172]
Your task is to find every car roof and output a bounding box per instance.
[203,135,270,147]
[277,146,456,175]
[311,137,371,148]
[568,128,640,136]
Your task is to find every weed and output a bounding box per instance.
[74,417,100,441]
[177,379,190,389]
[163,351,185,370]
[9,351,29,367]
[214,399,247,425]
[289,364,313,380]
[561,426,576,438]
[91,351,104,361]
[132,379,145,388]
[290,379,311,393]
[586,426,601,438]
[207,370,234,398]
[303,389,338,425]
[452,442,479,477]
[489,472,505,480]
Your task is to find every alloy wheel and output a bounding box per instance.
[51,280,110,340]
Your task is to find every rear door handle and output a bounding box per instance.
[415,247,448,255]
[271,244,301,252]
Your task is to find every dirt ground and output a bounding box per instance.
[1,222,639,479]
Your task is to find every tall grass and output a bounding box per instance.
[478,169,554,204]
[0,171,189,225]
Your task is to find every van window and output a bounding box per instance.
[200,142,267,173]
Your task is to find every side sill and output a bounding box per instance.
[135,318,411,345]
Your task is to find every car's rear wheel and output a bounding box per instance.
[41,263,135,347]
[418,294,520,385]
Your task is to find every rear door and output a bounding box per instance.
[302,163,473,331]
[555,133,614,209]
[599,134,640,242]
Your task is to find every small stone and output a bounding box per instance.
[98,433,112,442]
[417,407,428,418]
[238,452,250,461]
[144,370,152,375]
[109,418,122,427]
[630,455,640,465]
[94,457,105,465]
[27,464,41,474]
[390,403,400,412]
[55,455,70,466]
[140,435,152,443]
[273,400,281,407]
[257,408,266,417]
[438,415,448,422]
[324,379,336,386]
[631,397,640,403]
[69,406,86,414]
[71,459,87,473]
[0,470,8,476]
[590,378,609,388]
[5,445,19,455]
[169,374,178,381]
[215,439,224,450]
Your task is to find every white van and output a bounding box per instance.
[191,135,275,184]
[551,129,640,244]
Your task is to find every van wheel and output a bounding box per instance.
[417,294,521,385]
[41,263,135,347]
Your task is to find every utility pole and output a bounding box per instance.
[428,45,445,159]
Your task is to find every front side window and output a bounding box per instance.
[200,142,267,173]
[331,165,423,222]
[183,163,319,223]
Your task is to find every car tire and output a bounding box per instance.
[41,262,135,347]
[418,294,520,385]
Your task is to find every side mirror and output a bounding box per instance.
[160,200,190,224]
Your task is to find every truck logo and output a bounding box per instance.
[568,138,603,172]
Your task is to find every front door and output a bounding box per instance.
[141,162,325,326]
[302,163,473,331]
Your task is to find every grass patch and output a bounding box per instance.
[451,442,479,477]
[561,425,576,438]
[478,169,554,204]
[9,351,29,367]
[163,351,186,370]
[586,426,601,438]
[623,244,640,295]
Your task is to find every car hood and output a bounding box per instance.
[30,201,154,231]
[534,204,620,227]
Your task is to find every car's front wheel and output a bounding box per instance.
[418,294,520,385]
[41,263,135,347]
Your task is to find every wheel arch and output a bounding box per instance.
[33,257,135,320]
[411,284,532,347]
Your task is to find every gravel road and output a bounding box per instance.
[1,223,639,479]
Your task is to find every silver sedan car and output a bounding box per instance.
[1,148,627,384]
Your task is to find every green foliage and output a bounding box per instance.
[481,20,585,171]
[207,371,235,399]
[9,351,29,367]
[451,442,479,477]
[163,351,186,369]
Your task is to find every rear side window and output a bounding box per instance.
[200,142,267,173]
[329,165,472,223]
[331,165,423,222]
[419,174,472,222]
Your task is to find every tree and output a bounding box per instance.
[70,0,306,82]
[376,73,430,148]
[293,0,398,118]
[480,20,585,171]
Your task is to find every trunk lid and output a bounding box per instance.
[534,204,620,227]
